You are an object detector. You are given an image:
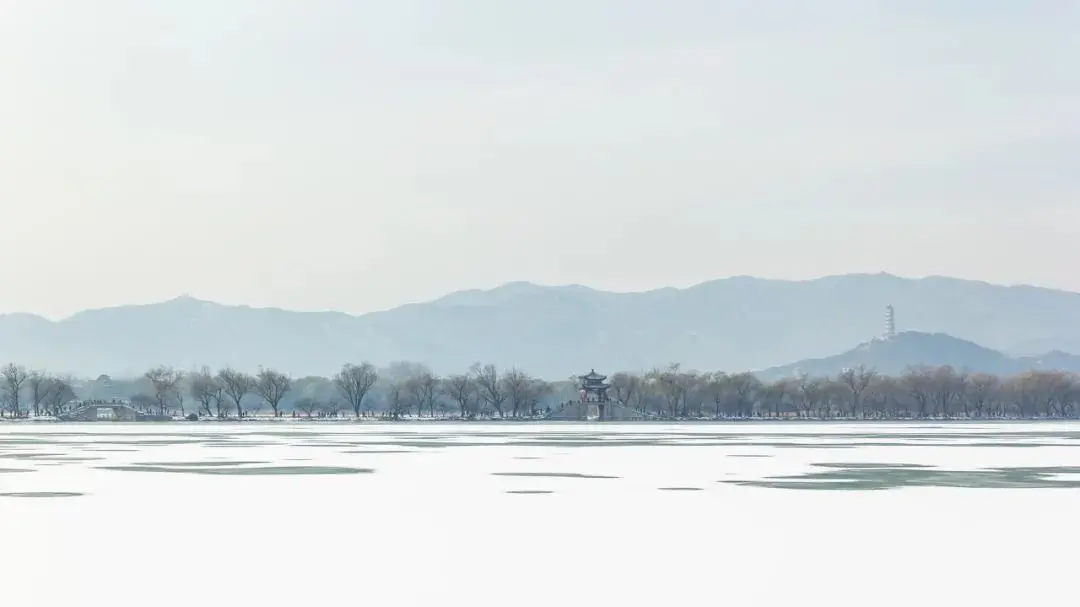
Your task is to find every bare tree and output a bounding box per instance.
[1,363,30,418]
[404,370,438,418]
[925,366,966,418]
[838,365,877,419]
[43,376,76,416]
[1030,370,1075,418]
[28,371,49,417]
[649,363,685,418]
[727,372,760,418]
[1006,371,1042,418]
[443,374,476,419]
[503,368,533,418]
[823,378,849,418]
[630,377,654,415]
[335,362,379,418]
[758,378,792,418]
[679,371,707,418]
[145,366,184,416]
[473,363,506,418]
[866,375,902,418]
[255,367,292,417]
[386,382,409,420]
[963,373,998,418]
[175,386,187,416]
[217,367,255,419]
[794,373,827,419]
[214,390,231,419]
[295,397,320,418]
[610,372,643,410]
[702,371,727,418]
[190,366,222,418]
[901,366,936,418]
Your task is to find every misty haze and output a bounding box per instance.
[2,2,1078,607]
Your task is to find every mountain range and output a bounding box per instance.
[3,273,1080,379]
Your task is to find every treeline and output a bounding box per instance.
[2,360,1079,419]
[0,363,78,418]
[0,361,561,420]
[632,364,1080,419]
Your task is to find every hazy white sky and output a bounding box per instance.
[2,0,1078,319]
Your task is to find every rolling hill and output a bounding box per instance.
[757,331,1080,380]
[3,273,1080,378]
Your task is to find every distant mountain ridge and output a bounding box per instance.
[4,273,1080,378]
[757,331,1080,380]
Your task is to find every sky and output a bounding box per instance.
[2,0,1078,319]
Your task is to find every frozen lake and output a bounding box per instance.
[2,421,1079,606]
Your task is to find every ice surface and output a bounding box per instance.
[1,422,1078,606]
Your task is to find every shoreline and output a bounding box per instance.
[1,416,1076,424]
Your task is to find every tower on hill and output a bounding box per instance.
[884,304,896,339]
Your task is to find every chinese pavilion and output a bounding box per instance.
[546,368,641,421]
[578,369,610,420]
